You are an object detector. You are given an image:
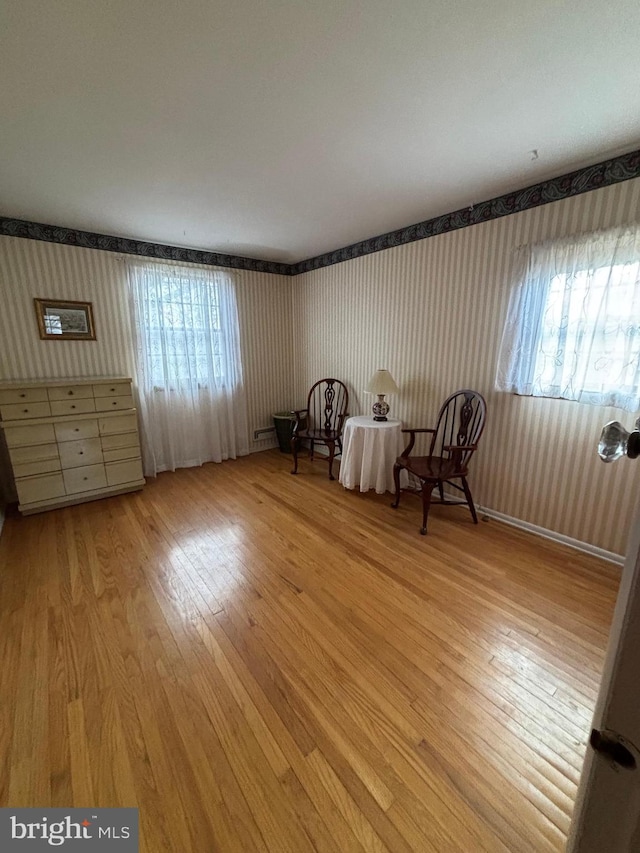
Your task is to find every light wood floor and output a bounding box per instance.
[0,450,620,852]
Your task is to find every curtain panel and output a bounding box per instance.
[496,223,640,412]
[128,261,250,476]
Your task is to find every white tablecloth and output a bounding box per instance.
[339,415,405,494]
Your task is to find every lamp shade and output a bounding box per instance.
[365,369,399,395]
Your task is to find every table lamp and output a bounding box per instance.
[365,369,399,421]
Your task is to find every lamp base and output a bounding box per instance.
[372,395,390,421]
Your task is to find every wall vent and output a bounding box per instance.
[253,426,276,440]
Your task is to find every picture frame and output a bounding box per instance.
[34,298,96,341]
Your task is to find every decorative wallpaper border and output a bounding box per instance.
[290,148,640,274]
[0,218,293,276]
[2,148,639,276]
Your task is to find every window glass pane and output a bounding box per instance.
[534,261,640,398]
[141,272,224,388]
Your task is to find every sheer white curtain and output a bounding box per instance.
[496,223,640,411]
[128,260,249,476]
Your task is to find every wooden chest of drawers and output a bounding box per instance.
[0,377,145,514]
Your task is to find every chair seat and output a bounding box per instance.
[395,454,465,481]
[297,428,342,441]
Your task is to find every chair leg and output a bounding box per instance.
[309,440,315,461]
[437,480,445,502]
[461,476,478,524]
[327,441,336,480]
[291,436,299,474]
[420,481,433,535]
[391,463,402,508]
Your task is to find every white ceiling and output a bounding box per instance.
[1,0,640,264]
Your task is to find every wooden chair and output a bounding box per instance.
[291,379,349,480]
[391,389,487,534]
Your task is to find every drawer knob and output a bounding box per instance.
[23,408,28,413]
[79,451,84,455]
[71,405,76,409]
[68,391,74,396]
[20,393,25,398]
[83,476,88,481]
[74,428,80,432]
[110,388,115,392]
[112,401,117,405]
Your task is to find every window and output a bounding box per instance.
[128,260,249,475]
[496,224,640,412]
[135,266,225,390]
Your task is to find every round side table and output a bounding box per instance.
[339,415,404,494]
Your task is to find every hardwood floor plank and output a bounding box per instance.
[0,451,620,851]
[253,604,399,814]
[306,747,389,853]
[158,664,271,853]
[195,619,291,779]
[216,603,319,758]
[0,600,24,804]
[248,591,508,852]
[208,611,370,852]
[192,666,316,853]
[278,767,348,853]
[7,583,49,804]
[67,698,95,806]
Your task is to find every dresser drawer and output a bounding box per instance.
[3,423,56,448]
[0,387,48,405]
[12,443,60,476]
[63,464,107,495]
[1,401,52,421]
[94,395,134,413]
[13,457,62,478]
[16,472,65,505]
[11,443,59,464]
[50,398,96,417]
[105,458,144,486]
[101,431,139,451]
[48,384,94,401]
[59,437,104,469]
[99,413,138,435]
[54,419,99,443]
[93,382,131,398]
[103,446,140,463]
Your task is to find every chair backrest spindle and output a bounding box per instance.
[431,390,486,468]
[307,378,349,435]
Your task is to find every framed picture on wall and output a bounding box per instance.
[34,298,96,340]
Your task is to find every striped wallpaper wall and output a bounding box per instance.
[292,177,640,556]
[0,236,294,457]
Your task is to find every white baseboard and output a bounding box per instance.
[478,505,624,566]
